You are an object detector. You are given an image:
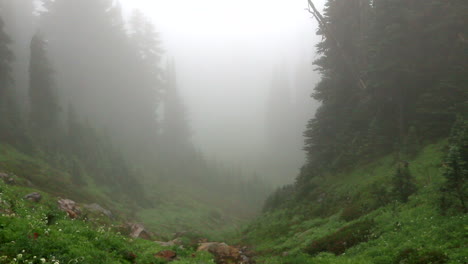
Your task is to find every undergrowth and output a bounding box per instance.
[241,141,467,264]
[0,180,215,264]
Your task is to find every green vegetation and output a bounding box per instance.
[241,142,467,263]
[0,0,467,263]
[0,179,217,264]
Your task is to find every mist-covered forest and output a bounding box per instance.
[0,0,466,264]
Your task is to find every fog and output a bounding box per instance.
[0,0,326,216]
[120,0,324,183]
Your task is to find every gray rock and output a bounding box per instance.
[58,198,81,218]
[84,203,113,218]
[0,172,15,185]
[24,192,42,202]
[155,239,182,247]
[127,222,152,240]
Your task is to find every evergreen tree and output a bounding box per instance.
[28,32,60,147]
[127,10,164,157]
[0,0,35,111]
[440,116,468,213]
[302,0,467,172]
[41,1,164,162]
[391,162,417,203]
[161,60,193,157]
[0,15,18,144]
[303,0,371,170]
[297,0,468,201]
[0,16,13,99]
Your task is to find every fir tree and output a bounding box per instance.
[161,60,192,156]
[391,162,417,203]
[0,0,36,111]
[0,15,19,144]
[0,16,13,99]
[440,116,468,213]
[28,32,60,146]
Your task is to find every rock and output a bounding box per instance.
[83,203,112,218]
[240,254,251,264]
[127,222,152,240]
[198,237,209,243]
[24,192,42,202]
[57,198,81,219]
[0,172,15,185]
[154,250,177,261]
[197,242,241,264]
[0,172,9,180]
[172,231,188,238]
[155,238,182,247]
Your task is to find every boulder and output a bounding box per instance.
[83,203,112,218]
[57,198,81,219]
[197,242,241,264]
[172,231,188,238]
[0,172,7,179]
[0,172,15,185]
[24,192,42,202]
[127,222,152,240]
[154,250,177,261]
[155,239,182,247]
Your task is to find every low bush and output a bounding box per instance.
[340,203,365,222]
[393,248,448,264]
[305,220,375,256]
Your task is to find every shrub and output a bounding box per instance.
[305,220,375,256]
[340,203,365,222]
[370,183,392,208]
[440,116,468,214]
[391,162,417,203]
[263,185,295,212]
[394,248,448,264]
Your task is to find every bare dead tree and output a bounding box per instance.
[307,0,368,91]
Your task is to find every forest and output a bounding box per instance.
[0,0,466,263]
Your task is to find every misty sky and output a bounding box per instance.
[119,0,325,181]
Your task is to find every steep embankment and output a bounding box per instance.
[0,143,249,240]
[240,142,467,264]
[1,141,466,264]
[0,144,253,263]
[0,175,220,263]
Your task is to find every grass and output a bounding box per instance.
[138,192,246,241]
[0,179,217,264]
[1,140,466,264]
[0,143,251,263]
[241,141,468,264]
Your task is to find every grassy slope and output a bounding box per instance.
[0,144,224,263]
[0,144,254,263]
[2,141,466,263]
[137,192,246,241]
[0,144,250,242]
[0,178,216,264]
[241,142,467,264]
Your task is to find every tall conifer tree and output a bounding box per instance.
[28,32,60,141]
[0,15,18,144]
[161,60,192,156]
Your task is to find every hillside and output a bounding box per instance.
[240,141,467,264]
[1,136,465,264]
[0,144,257,264]
[0,172,218,264]
[0,0,467,263]
[0,143,254,242]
